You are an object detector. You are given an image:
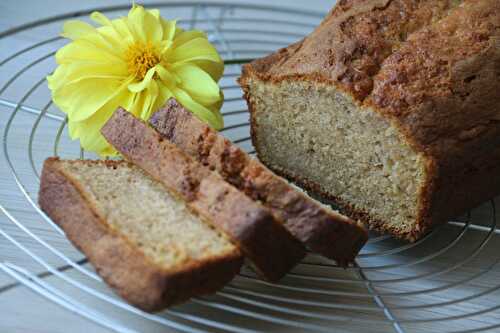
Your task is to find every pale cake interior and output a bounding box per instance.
[248,79,427,235]
[60,161,236,267]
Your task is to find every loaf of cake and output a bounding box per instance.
[39,158,242,311]
[240,0,500,240]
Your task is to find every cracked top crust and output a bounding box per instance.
[256,0,461,100]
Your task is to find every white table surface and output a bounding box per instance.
[2,1,500,333]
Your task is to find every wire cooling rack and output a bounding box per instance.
[1,2,500,333]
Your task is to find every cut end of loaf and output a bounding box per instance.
[243,78,428,240]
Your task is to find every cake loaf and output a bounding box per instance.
[240,0,500,240]
[149,98,367,265]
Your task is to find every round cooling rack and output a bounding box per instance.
[1,2,500,333]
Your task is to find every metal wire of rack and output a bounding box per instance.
[1,2,500,333]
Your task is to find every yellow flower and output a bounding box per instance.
[47,5,224,156]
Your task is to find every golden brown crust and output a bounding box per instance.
[243,0,460,100]
[240,0,500,240]
[101,109,306,282]
[149,99,367,265]
[38,158,243,312]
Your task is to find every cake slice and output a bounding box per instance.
[101,108,306,282]
[149,99,367,265]
[239,0,500,240]
[39,158,242,312]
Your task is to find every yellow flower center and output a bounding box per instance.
[125,41,160,80]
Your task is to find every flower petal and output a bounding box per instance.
[54,76,132,122]
[80,31,124,59]
[118,88,137,114]
[69,117,109,155]
[90,11,112,26]
[149,9,160,19]
[208,90,224,128]
[62,19,122,58]
[143,9,163,43]
[69,88,135,156]
[173,88,223,130]
[158,39,173,55]
[170,37,224,80]
[128,66,157,93]
[158,82,174,107]
[191,60,224,82]
[128,5,161,43]
[61,20,96,40]
[171,59,224,82]
[156,65,179,88]
[212,103,224,130]
[174,64,221,105]
[129,79,171,122]
[127,91,145,118]
[110,17,135,45]
[140,79,159,120]
[48,61,128,90]
[160,18,178,42]
[55,38,123,64]
[125,6,144,42]
[170,37,222,64]
[172,30,207,48]
[71,114,110,155]
[67,119,79,139]
[94,25,128,55]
